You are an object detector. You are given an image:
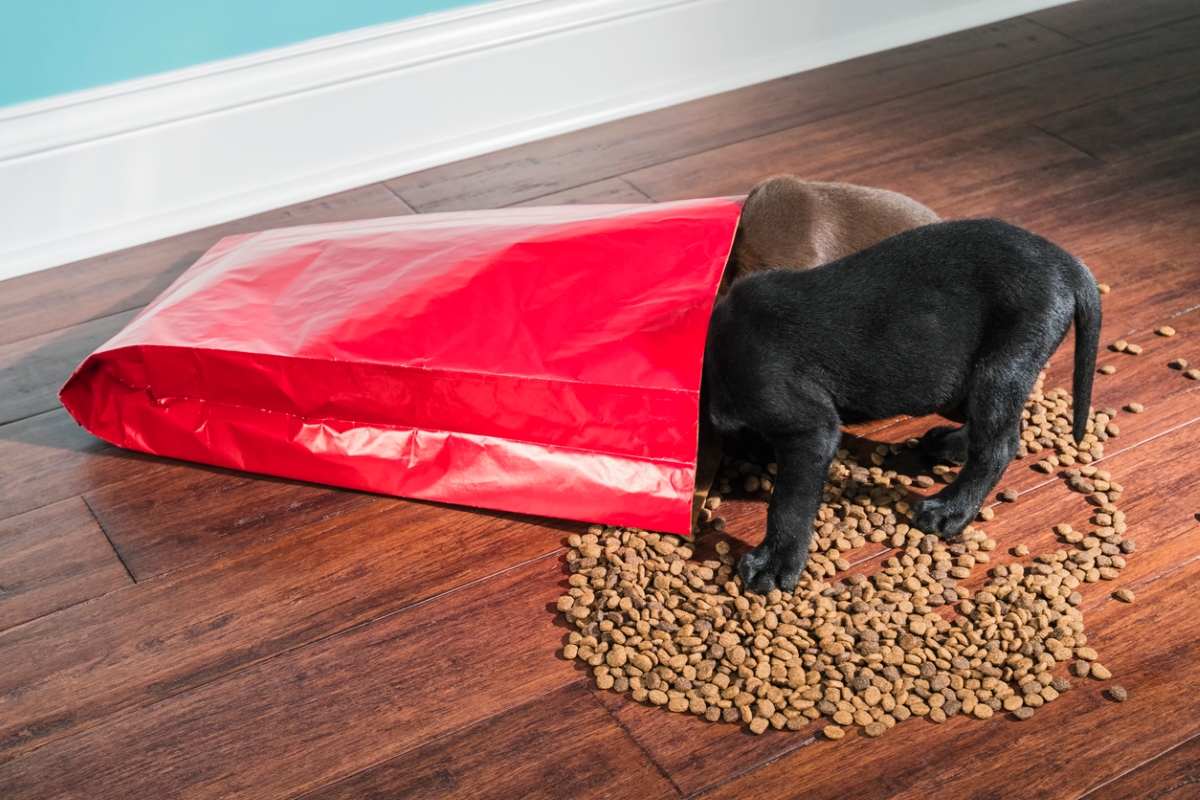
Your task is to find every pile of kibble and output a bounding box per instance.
[558,372,1135,737]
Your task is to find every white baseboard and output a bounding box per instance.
[0,0,1072,282]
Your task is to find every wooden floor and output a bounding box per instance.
[3,0,1200,796]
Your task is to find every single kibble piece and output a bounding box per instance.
[1109,686,1128,702]
[1157,326,1176,336]
[1000,489,1018,503]
[1098,365,1116,375]
[711,517,726,532]
[1125,403,1144,414]
[1169,358,1188,370]
[1097,283,1111,294]
[864,722,887,738]
[1013,706,1036,720]
[1013,544,1030,557]
[978,507,995,521]
[1090,663,1113,680]
[1111,340,1128,352]
[1114,588,1135,603]
[1126,343,1143,355]
[1185,369,1200,380]
[823,725,845,740]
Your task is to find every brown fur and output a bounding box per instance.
[720,175,941,295]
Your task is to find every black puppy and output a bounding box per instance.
[704,219,1101,593]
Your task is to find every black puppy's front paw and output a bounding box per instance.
[921,425,969,465]
[738,543,806,594]
[912,495,976,540]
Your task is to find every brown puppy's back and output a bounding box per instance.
[722,175,940,294]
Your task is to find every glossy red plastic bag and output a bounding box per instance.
[60,198,743,534]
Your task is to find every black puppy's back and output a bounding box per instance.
[708,219,1098,436]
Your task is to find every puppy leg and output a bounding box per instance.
[739,406,841,594]
[921,424,970,465]
[913,363,1031,539]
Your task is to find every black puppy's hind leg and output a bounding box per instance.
[913,357,1033,539]
[739,403,841,595]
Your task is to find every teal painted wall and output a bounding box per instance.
[0,0,492,108]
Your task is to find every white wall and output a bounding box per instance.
[0,0,1073,282]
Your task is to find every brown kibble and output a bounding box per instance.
[1090,663,1113,680]
[1072,661,1091,678]
[1185,369,1200,380]
[1003,696,1024,712]
[749,716,769,735]
[1125,403,1143,414]
[711,517,726,532]
[1156,326,1176,336]
[1000,489,1018,503]
[1114,588,1134,603]
[1097,283,1111,294]
[1126,343,1143,355]
[1108,686,1128,702]
[978,507,995,521]
[973,704,994,720]
[823,725,846,740]
[915,475,935,488]
[1168,358,1188,370]
[1013,544,1029,557]
[1097,365,1116,375]
[1111,340,1127,352]
[864,722,887,738]
[1013,707,1036,721]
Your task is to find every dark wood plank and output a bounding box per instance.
[0,410,167,522]
[85,466,376,580]
[385,17,1080,212]
[0,555,577,798]
[0,309,138,425]
[302,683,679,800]
[0,184,412,347]
[1035,74,1200,163]
[1027,0,1200,45]
[514,177,655,207]
[0,498,574,763]
[1086,731,1200,800]
[0,498,131,632]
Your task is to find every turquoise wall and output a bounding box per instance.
[0,0,492,108]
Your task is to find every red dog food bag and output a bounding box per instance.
[61,198,743,534]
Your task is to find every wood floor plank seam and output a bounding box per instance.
[378,182,418,214]
[583,682,688,798]
[291,677,597,800]
[1077,729,1200,799]
[1020,14,1091,47]
[683,732,818,799]
[80,494,136,585]
[1030,7,1200,49]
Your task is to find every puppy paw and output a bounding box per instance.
[921,425,968,465]
[738,544,806,594]
[912,495,976,540]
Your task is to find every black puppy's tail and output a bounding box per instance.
[1071,263,1103,444]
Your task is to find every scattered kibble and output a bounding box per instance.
[1000,488,1018,502]
[1185,369,1199,380]
[1125,403,1143,414]
[1111,340,1128,352]
[1097,283,1111,294]
[1098,365,1116,375]
[1114,589,1134,603]
[1157,326,1176,336]
[977,507,995,521]
[1169,359,1188,370]
[1126,343,1143,355]
[1108,686,1127,702]
[1090,663,1113,680]
[558,371,1136,737]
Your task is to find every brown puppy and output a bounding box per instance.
[720,175,941,295]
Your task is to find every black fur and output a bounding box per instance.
[704,219,1101,593]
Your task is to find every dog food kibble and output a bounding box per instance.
[1000,489,1018,502]
[558,372,1134,737]
[1157,326,1176,336]
[1114,589,1134,603]
[1108,686,1128,702]
[1097,283,1111,294]
[1111,340,1127,352]
[1125,403,1144,413]
[1169,359,1188,370]
[1185,369,1200,380]
[1126,343,1143,355]
[1098,365,1116,375]
[978,506,995,521]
